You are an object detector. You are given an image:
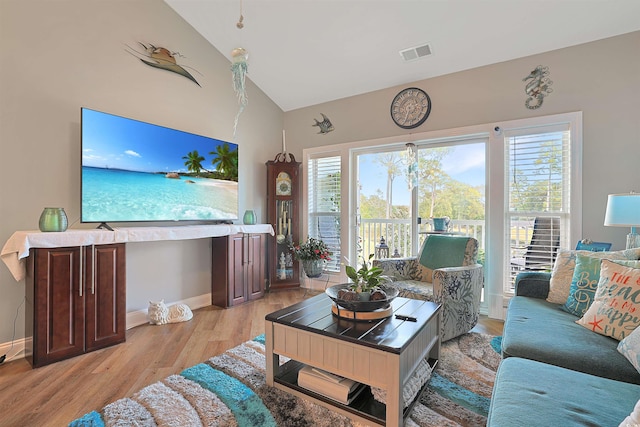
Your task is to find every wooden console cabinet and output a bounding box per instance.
[25,244,126,367]
[211,233,265,307]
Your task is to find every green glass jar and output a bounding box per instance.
[39,208,68,232]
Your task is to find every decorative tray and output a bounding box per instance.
[325,284,398,312]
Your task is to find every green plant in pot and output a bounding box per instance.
[290,237,332,278]
[344,254,390,301]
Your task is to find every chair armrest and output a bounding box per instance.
[432,264,484,342]
[373,257,421,281]
[514,272,551,298]
[432,264,484,301]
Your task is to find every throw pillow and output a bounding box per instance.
[576,259,640,340]
[547,249,578,304]
[562,251,640,316]
[547,247,640,305]
[618,325,640,375]
[619,399,640,427]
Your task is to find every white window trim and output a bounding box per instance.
[302,111,582,318]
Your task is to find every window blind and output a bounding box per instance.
[505,128,571,289]
[308,156,341,272]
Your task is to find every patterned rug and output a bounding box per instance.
[69,332,501,427]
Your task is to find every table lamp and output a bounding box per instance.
[604,192,640,249]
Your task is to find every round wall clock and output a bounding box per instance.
[390,87,431,129]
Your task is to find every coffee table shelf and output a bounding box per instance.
[265,293,441,427]
[273,358,438,425]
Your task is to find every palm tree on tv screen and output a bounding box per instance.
[182,150,207,176]
[210,143,238,181]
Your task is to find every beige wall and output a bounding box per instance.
[285,31,640,248]
[0,0,284,344]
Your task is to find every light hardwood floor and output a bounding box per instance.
[0,289,503,427]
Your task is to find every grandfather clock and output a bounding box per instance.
[266,152,301,290]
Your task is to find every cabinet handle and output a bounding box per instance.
[79,246,83,297]
[91,245,95,295]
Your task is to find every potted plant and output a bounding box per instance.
[345,254,390,300]
[290,237,332,278]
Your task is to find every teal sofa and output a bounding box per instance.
[488,357,640,426]
[487,272,640,426]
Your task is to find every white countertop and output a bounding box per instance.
[1,224,274,281]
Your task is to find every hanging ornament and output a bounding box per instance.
[231,0,248,139]
[404,143,418,191]
[231,47,248,139]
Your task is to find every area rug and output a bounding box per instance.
[69,332,501,427]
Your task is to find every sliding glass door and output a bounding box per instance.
[355,147,415,263]
[355,139,486,263]
[416,141,486,255]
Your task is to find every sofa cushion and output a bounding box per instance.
[390,279,435,301]
[502,296,640,384]
[576,259,640,340]
[487,357,640,427]
[619,326,640,375]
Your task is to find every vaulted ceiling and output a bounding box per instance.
[166,0,640,112]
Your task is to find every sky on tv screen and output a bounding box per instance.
[82,108,236,174]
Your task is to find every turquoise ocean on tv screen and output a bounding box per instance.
[82,167,238,222]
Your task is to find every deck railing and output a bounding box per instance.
[359,218,486,259]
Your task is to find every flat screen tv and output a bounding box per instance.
[81,107,238,226]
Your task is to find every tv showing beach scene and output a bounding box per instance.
[81,108,238,224]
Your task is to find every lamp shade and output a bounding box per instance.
[604,193,640,227]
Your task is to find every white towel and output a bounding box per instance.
[1,224,274,282]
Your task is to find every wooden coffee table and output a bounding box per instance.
[265,293,441,426]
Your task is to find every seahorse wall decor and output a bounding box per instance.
[148,300,194,325]
[523,65,553,109]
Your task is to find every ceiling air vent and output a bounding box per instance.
[399,43,432,62]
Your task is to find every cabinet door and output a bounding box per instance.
[247,233,265,300]
[211,234,265,307]
[85,244,126,352]
[29,247,84,367]
[229,234,247,306]
[212,234,247,307]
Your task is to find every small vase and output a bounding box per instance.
[302,259,325,278]
[243,210,256,225]
[39,207,68,232]
[358,291,371,301]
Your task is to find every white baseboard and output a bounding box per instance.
[0,293,212,363]
[0,337,30,363]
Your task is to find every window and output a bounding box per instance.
[505,126,572,291]
[307,156,341,272]
[302,111,582,318]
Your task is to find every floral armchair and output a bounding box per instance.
[373,235,483,342]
